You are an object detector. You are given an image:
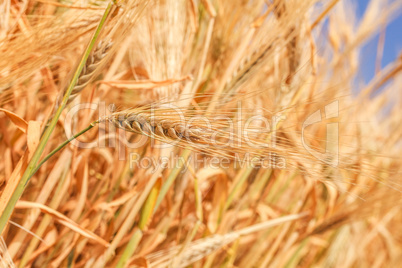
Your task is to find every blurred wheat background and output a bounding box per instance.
[0,0,402,267]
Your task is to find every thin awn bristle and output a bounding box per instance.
[0,236,15,268]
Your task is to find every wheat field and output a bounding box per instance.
[0,0,402,267]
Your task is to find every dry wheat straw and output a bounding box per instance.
[0,236,15,268]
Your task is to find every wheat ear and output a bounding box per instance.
[106,109,296,162]
[46,41,112,127]
[225,42,275,94]
[145,212,307,268]
[109,111,212,143]
[64,40,112,105]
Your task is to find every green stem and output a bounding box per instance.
[154,149,192,212]
[116,229,143,268]
[31,122,97,178]
[0,2,114,234]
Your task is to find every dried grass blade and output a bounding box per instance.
[0,108,28,133]
[15,201,109,247]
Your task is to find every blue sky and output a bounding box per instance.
[356,0,402,83]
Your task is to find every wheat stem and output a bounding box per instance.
[32,122,97,177]
[116,229,143,268]
[0,2,114,235]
